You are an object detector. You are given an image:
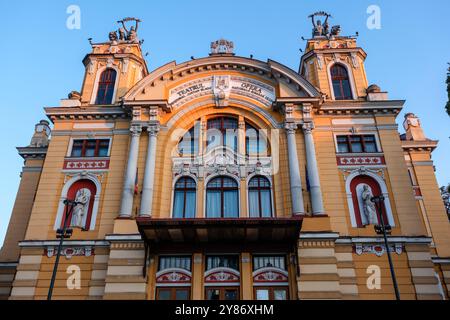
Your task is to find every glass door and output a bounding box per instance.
[206,287,240,300]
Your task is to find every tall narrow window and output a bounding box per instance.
[331,64,352,100]
[206,176,239,218]
[173,177,196,218]
[95,68,117,105]
[245,123,269,156]
[206,117,238,153]
[248,176,272,218]
[178,126,199,156]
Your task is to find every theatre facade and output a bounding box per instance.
[1,15,449,300]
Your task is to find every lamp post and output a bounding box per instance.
[47,199,78,300]
[371,195,400,300]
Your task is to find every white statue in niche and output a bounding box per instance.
[70,188,91,229]
[360,185,379,226]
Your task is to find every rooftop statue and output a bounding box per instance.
[110,17,141,43]
[309,11,342,38]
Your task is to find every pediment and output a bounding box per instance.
[123,56,321,110]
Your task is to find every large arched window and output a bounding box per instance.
[331,64,352,100]
[206,176,239,218]
[248,176,272,218]
[173,177,197,218]
[206,117,238,152]
[95,68,117,104]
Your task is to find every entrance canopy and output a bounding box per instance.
[136,217,303,253]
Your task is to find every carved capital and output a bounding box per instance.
[284,122,298,134]
[302,122,315,134]
[130,124,142,137]
[148,123,160,137]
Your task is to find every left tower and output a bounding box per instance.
[0,19,149,300]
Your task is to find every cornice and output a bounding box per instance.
[45,106,128,122]
[401,140,438,152]
[317,100,405,116]
[16,146,48,159]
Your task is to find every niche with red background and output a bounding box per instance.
[61,179,97,230]
[350,175,389,228]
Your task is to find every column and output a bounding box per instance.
[119,124,142,218]
[285,122,305,215]
[140,123,160,217]
[303,122,325,215]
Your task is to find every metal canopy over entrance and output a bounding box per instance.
[136,217,303,253]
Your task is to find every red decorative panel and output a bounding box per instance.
[253,269,288,283]
[205,270,240,283]
[336,156,385,166]
[156,270,191,284]
[63,159,110,170]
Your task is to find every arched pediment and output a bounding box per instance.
[122,56,321,111]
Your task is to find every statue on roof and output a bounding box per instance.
[308,11,341,38]
[309,11,331,37]
[117,17,141,43]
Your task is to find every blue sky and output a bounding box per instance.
[0,0,449,246]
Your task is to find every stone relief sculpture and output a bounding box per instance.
[70,188,91,228]
[360,185,378,226]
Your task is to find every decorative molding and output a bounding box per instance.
[337,155,385,167]
[253,267,289,283]
[156,268,192,284]
[63,158,110,170]
[204,268,240,283]
[45,246,94,259]
[354,243,403,257]
[342,167,385,181]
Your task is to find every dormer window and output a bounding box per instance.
[95,68,117,104]
[331,64,353,100]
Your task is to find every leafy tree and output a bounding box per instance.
[446,64,450,116]
[441,184,450,220]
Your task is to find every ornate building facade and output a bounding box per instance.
[1,15,449,300]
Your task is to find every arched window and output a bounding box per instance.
[95,68,117,104]
[331,64,352,100]
[245,123,269,157]
[206,176,239,218]
[206,117,238,152]
[173,177,197,218]
[248,176,272,218]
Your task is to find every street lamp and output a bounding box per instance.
[371,195,401,300]
[47,199,78,300]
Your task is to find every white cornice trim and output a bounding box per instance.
[299,232,340,239]
[19,240,110,247]
[335,237,432,244]
[104,234,143,241]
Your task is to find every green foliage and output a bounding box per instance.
[446,66,450,116]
